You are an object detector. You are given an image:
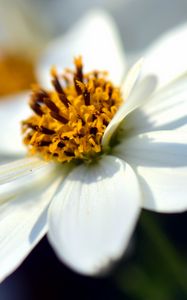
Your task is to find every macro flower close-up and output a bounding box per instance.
[0,9,187,287]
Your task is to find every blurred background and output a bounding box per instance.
[29,0,187,56]
[0,0,187,299]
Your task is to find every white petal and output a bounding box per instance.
[0,0,45,53]
[122,72,187,135]
[0,175,61,283]
[122,58,144,99]
[0,92,31,157]
[102,74,157,149]
[48,155,141,275]
[114,130,187,213]
[0,157,51,185]
[143,23,187,90]
[37,9,126,88]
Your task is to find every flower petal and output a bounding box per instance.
[102,73,157,149]
[37,9,126,88]
[114,130,187,212]
[143,23,187,89]
[0,0,45,53]
[0,92,31,157]
[0,175,61,283]
[122,72,187,135]
[122,58,144,99]
[48,155,141,275]
[0,157,51,185]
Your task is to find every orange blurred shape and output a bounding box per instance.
[0,51,36,97]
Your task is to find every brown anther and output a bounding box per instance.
[53,153,59,157]
[110,99,115,106]
[83,89,90,105]
[40,126,55,135]
[26,123,55,135]
[50,111,69,124]
[58,142,65,148]
[51,75,70,108]
[33,89,48,104]
[59,93,70,108]
[62,136,69,141]
[103,119,109,126]
[108,86,113,98]
[77,133,84,138]
[38,141,51,146]
[44,98,59,113]
[90,127,98,135]
[74,77,82,95]
[52,76,64,94]
[64,151,74,157]
[92,114,97,121]
[76,68,83,82]
[30,101,43,116]
[74,56,83,82]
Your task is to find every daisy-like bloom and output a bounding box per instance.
[0,10,187,282]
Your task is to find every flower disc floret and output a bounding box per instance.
[22,57,122,163]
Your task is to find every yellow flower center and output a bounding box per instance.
[22,57,122,163]
[0,51,35,97]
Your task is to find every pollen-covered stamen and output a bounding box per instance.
[83,87,90,105]
[44,98,59,113]
[23,122,55,135]
[51,67,70,108]
[30,100,43,116]
[50,111,69,124]
[40,126,56,135]
[35,89,48,103]
[74,56,83,82]
[74,56,84,95]
[74,77,82,95]
[29,88,49,116]
[22,57,122,163]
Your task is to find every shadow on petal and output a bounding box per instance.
[29,207,48,243]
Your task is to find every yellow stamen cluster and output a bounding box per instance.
[0,51,35,96]
[22,57,122,163]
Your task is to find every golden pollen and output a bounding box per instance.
[0,51,35,97]
[22,57,122,163]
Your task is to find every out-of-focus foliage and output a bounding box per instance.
[116,211,187,300]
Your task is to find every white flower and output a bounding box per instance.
[0,10,187,282]
[0,0,52,106]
